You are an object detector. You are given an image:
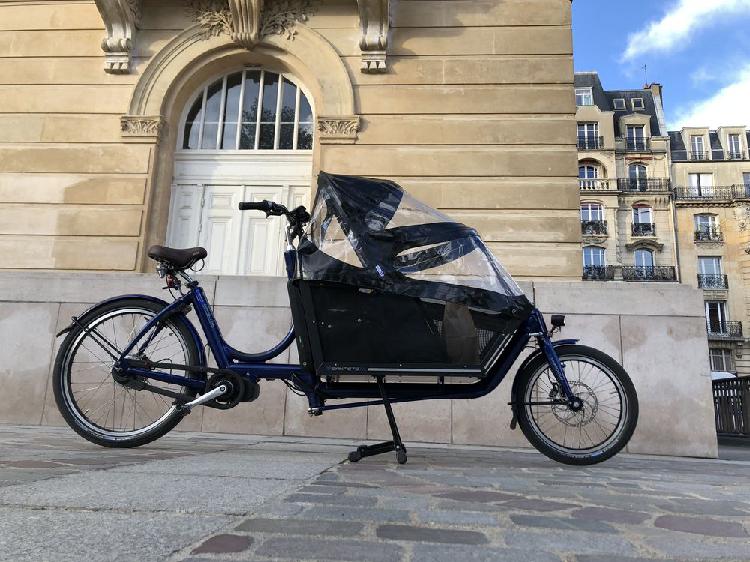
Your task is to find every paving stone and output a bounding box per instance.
[654,515,749,538]
[575,557,679,562]
[411,544,562,562]
[191,534,252,554]
[0,460,66,469]
[504,530,639,556]
[254,537,403,562]
[572,507,651,525]
[434,490,517,503]
[376,524,489,545]
[414,509,500,526]
[500,499,576,512]
[284,493,377,507]
[299,505,411,523]
[656,499,750,517]
[510,514,618,533]
[642,530,750,560]
[235,518,364,537]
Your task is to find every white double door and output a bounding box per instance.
[166,153,312,276]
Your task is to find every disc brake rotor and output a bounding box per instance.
[551,381,599,427]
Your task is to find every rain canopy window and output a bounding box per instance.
[291,173,534,378]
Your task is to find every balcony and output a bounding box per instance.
[621,266,677,282]
[618,178,671,192]
[695,228,723,242]
[581,220,608,236]
[707,321,743,340]
[698,274,729,290]
[578,136,605,150]
[673,185,746,201]
[689,151,711,161]
[727,151,746,160]
[632,222,656,237]
[579,179,615,191]
[582,266,615,281]
[625,138,651,152]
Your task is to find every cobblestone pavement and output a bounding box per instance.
[0,425,749,562]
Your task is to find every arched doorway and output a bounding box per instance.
[166,68,314,276]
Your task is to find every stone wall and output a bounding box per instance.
[0,0,581,278]
[0,272,718,459]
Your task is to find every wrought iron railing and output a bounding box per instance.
[689,151,711,161]
[632,222,656,237]
[707,321,743,339]
[581,220,607,236]
[582,266,615,281]
[727,151,746,160]
[673,185,744,201]
[621,266,677,282]
[577,136,605,150]
[579,179,614,191]
[618,178,670,192]
[698,274,729,290]
[714,378,750,436]
[695,228,723,242]
[624,138,650,152]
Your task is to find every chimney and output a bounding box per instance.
[647,83,667,136]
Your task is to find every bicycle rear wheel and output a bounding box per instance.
[514,344,638,465]
[53,298,202,448]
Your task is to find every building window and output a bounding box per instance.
[583,246,605,267]
[698,256,726,289]
[728,134,742,159]
[691,135,706,159]
[626,125,646,151]
[577,123,600,149]
[613,98,626,110]
[580,202,604,222]
[180,69,314,151]
[632,205,654,236]
[576,88,593,106]
[628,164,648,190]
[634,248,654,268]
[688,173,714,196]
[709,348,734,373]
[631,98,645,110]
[698,256,722,275]
[706,301,729,333]
[695,214,721,242]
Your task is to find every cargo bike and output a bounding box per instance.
[53,173,638,465]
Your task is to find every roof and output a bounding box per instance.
[574,73,663,137]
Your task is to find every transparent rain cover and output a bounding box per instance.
[299,173,532,321]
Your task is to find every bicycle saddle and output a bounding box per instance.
[147,245,207,270]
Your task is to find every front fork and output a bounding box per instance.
[528,310,583,410]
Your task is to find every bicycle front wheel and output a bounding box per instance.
[53,298,202,448]
[514,345,638,465]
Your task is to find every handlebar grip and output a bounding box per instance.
[239,201,272,212]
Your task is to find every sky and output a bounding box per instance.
[572,0,750,130]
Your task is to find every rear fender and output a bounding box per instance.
[56,294,206,367]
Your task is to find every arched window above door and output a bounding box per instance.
[180,69,314,151]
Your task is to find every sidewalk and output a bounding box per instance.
[0,425,748,562]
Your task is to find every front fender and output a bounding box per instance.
[56,294,206,367]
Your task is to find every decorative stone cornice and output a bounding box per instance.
[356,0,390,73]
[189,0,315,46]
[120,115,164,141]
[94,0,141,73]
[317,116,360,144]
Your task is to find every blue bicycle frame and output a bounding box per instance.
[112,249,579,415]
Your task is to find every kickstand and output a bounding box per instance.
[348,376,408,465]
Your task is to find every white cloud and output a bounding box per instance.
[671,64,750,128]
[623,0,750,61]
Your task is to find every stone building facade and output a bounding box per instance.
[670,127,750,378]
[574,72,677,284]
[0,0,581,279]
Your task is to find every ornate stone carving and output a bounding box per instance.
[121,115,164,140]
[94,0,142,73]
[189,0,233,38]
[189,0,315,46]
[317,116,360,144]
[356,0,390,73]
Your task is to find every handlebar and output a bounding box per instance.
[238,200,288,216]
